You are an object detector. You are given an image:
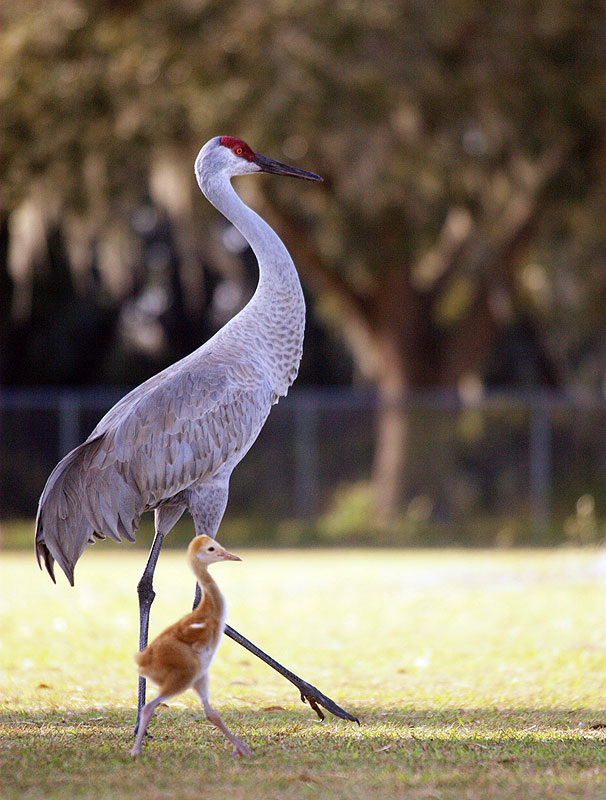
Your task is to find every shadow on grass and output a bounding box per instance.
[2,704,605,740]
[2,706,605,800]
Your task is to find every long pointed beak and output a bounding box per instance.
[220,549,242,561]
[254,153,323,182]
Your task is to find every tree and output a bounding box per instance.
[2,0,605,521]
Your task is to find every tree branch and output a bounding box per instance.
[439,139,574,385]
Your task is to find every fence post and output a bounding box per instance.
[58,392,80,459]
[529,398,551,532]
[293,394,319,519]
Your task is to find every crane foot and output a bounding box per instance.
[224,624,360,724]
[298,682,359,723]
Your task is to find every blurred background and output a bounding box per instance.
[1,0,605,548]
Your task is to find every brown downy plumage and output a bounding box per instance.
[129,535,250,758]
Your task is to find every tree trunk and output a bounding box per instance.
[369,334,409,526]
[372,383,408,526]
[265,142,570,526]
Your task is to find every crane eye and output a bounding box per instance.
[208,546,215,551]
[235,147,243,156]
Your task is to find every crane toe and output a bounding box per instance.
[232,739,252,757]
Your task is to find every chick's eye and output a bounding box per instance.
[208,546,215,551]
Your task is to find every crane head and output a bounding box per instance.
[187,534,242,566]
[195,136,323,188]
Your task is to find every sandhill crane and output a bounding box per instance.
[129,535,251,758]
[35,135,358,729]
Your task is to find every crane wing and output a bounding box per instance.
[105,359,274,503]
[35,360,274,584]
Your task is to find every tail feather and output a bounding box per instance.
[35,434,144,584]
[35,537,57,584]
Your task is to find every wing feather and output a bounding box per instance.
[35,359,273,584]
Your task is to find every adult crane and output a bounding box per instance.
[35,136,358,728]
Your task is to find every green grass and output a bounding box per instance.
[1,544,605,799]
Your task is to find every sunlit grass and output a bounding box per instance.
[1,545,605,799]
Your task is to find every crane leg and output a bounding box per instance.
[130,692,168,758]
[190,579,358,723]
[193,674,252,757]
[192,581,202,610]
[134,530,165,734]
[223,624,360,725]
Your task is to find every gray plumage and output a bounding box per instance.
[35,136,320,585]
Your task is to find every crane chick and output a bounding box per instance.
[129,535,250,758]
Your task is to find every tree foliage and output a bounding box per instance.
[2,0,605,515]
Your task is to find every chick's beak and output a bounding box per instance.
[220,549,242,561]
[254,153,323,182]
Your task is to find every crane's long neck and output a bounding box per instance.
[202,174,305,395]
[192,564,225,620]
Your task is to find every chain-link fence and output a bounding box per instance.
[1,387,604,543]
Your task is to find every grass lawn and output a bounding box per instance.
[1,542,605,799]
